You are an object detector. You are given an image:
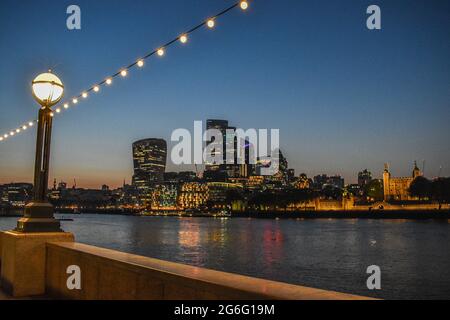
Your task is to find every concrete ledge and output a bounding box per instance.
[46,242,374,300]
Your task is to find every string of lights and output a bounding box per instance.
[0,0,250,143]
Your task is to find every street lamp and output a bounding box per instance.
[16,71,64,232]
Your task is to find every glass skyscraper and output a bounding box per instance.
[132,138,167,204]
[204,119,255,181]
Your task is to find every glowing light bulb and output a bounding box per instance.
[106,78,112,85]
[22,125,27,130]
[56,108,61,113]
[29,122,34,127]
[0,137,3,141]
[82,92,88,98]
[137,60,144,67]
[240,1,248,10]
[50,112,54,117]
[157,48,165,56]
[10,131,15,136]
[207,19,215,28]
[120,70,127,77]
[180,35,188,44]
[32,72,64,108]
[16,129,20,133]
[64,103,69,109]
[73,98,78,104]
[4,134,9,138]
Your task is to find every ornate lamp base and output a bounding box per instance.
[15,202,62,233]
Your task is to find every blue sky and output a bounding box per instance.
[0,0,449,188]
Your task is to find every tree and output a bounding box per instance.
[248,189,317,212]
[321,185,343,200]
[431,178,450,204]
[364,179,384,202]
[248,191,279,211]
[409,176,432,200]
[225,189,244,202]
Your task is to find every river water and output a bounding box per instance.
[1,214,449,299]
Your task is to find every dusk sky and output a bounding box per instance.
[0,0,449,188]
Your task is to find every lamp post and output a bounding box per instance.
[16,71,64,232]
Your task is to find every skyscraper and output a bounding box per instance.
[132,138,167,204]
[270,150,289,184]
[358,169,372,187]
[205,119,229,177]
[204,119,255,181]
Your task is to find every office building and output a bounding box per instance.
[132,138,167,204]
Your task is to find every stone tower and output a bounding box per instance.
[412,161,422,179]
[382,163,390,201]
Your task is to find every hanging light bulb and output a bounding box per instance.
[157,48,165,56]
[64,103,69,109]
[82,92,88,98]
[28,122,34,127]
[22,125,27,130]
[106,78,112,85]
[16,129,20,133]
[180,34,188,44]
[73,98,78,104]
[137,60,144,67]
[207,19,215,28]
[120,70,127,77]
[240,1,249,10]
[56,108,61,113]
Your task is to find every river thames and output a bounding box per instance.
[1,214,449,299]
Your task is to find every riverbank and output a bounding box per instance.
[137,210,450,220]
[233,210,450,219]
[2,209,450,220]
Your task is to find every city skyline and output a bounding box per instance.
[1,0,449,188]
[0,126,432,190]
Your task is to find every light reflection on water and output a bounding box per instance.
[0,214,449,299]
